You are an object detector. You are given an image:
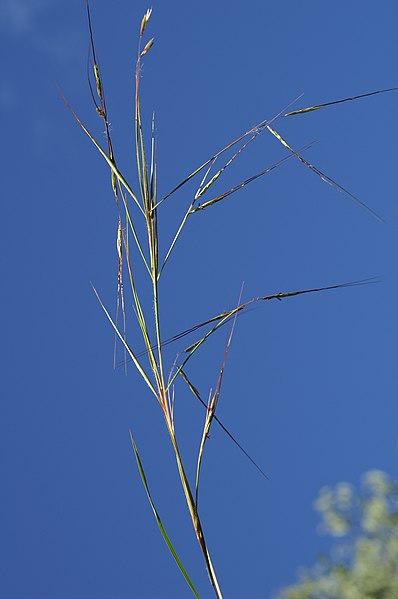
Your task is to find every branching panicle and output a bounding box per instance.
[68,5,395,597]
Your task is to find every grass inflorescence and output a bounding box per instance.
[65,4,395,597]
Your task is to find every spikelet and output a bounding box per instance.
[141,37,154,57]
[140,8,152,36]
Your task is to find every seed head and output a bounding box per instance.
[140,8,152,36]
[141,37,154,57]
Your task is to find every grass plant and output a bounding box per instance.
[65,4,397,597]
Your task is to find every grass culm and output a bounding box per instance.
[65,4,397,597]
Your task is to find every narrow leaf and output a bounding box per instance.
[61,93,144,215]
[158,161,216,277]
[195,303,239,507]
[154,96,302,210]
[284,86,398,117]
[167,278,379,389]
[267,126,383,222]
[117,278,378,369]
[179,369,268,480]
[129,431,201,599]
[91,284,157,397]
[191,149,303,213]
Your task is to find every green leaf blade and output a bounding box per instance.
[129,431,201,599]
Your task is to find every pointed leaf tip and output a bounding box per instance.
[129,430,201,598]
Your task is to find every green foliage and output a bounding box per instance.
[278,470,398,599]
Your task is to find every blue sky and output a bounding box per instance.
[2,1,398,598]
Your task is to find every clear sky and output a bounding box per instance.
[2,1,398,598]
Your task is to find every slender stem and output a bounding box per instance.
[134,11,222,596]
[162,400,223,599]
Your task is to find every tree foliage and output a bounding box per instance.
[278,469,398,599]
